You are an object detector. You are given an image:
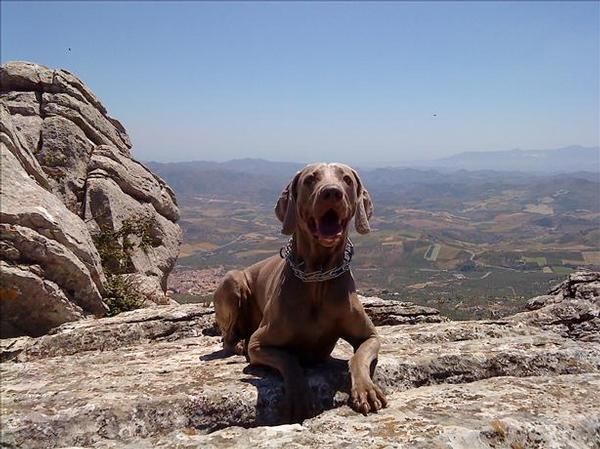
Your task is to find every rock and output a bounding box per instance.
[0,304,216,362]
[0,91,43,152]
[513,270,600,342]
[0,102,49,190]
[41,92,130,154]
[84,173,181,292]
[102,374,600,449]
[83,144,181,292]
[1,273,599,448]
[120,273,173,307]
[0,144,106,337]
[0,142,105,286]
[358,295,447,325]
[88,145,179,222]
[0,261,91,338]
[0,223,106,314]
[37,115,95,212]
[0,61,181,337]
[0,61,130,152]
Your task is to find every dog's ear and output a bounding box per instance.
[275,171,301,235]
[352,169,373,234]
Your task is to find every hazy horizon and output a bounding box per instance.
[2,1,599,163]
[143,144,600,167]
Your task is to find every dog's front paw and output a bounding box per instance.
[350,379,387,415]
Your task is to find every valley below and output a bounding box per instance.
[151,160,600,320]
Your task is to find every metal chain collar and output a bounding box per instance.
[279,236,354,283]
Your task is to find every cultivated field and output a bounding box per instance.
[169,176,599,320]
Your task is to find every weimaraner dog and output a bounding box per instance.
[214,163,387,423]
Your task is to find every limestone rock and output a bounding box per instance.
[0,91,43,152]
[1,273,599,448]
[0,61,181,337]
[0,61,130,152]
[37,114,95,212]
[84,173,181,291]
[0,102,49,189]
[88,145,179,222]
[0,261,91,338]
[0,144,106,337]
[513,270,600,342]
[0,223,106,314]
[84,144,181,291]
[102,374,600,449]
[358,294,447,325]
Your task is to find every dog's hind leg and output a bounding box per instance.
[214,270,254,356]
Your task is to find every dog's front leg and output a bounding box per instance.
[248,327,312,423]
[347,335,388,415]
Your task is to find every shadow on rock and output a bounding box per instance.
[199,348,237,361]
[240,357,350,426]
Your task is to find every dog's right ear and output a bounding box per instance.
[352,169,374,234]
[274,171,301,235]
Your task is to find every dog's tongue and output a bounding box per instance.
[318,210,342,237]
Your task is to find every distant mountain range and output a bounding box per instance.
[402,146,599,173]
[145,146,599,205]
[147,145,599,177]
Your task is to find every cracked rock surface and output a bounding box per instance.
[0,61,182,337]
[1,272,598,448]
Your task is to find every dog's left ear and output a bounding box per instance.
[352,169,373,234]
[274,171,301,235]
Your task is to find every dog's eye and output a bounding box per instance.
[304,175,316,186]
[343,175,353,186]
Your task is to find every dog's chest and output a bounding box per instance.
[287,313,340,362]
[283,295,343,345]
[271,277,351,356]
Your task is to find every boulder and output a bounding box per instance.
[0,102,49,189]
[84,145,181,291]
[0,142,106,337]
[0,61,181,337]
[1,272,598,448]
[0,61,130,152]
[358,294,447,325]
[513,271,600,342]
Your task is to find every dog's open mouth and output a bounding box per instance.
[308,209,347,243]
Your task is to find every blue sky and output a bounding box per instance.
[2,1,599,163]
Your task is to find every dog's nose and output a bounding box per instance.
[320,185,343,202]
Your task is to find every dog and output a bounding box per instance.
[214,163,387,423]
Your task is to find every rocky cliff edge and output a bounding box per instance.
[1,272,598,448]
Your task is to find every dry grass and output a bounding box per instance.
[524,203,554,215]
[236,249,276,258]
[582,251,600,265]
[179,242,219,256]
[489,419,508,439]
[437,245,462,260]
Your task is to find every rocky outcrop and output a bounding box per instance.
[513,271,600,342]
[359,295,447,325]
[1,272,598,448]
[0,117,107,337]
[0,61,181,337]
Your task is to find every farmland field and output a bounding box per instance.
[152,162,600,320]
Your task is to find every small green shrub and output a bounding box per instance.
[92,214,160,316]
[171,292,214,305]
[93,215,159,276]
[103,275,145,317]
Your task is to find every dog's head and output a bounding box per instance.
[275,163,373,247]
